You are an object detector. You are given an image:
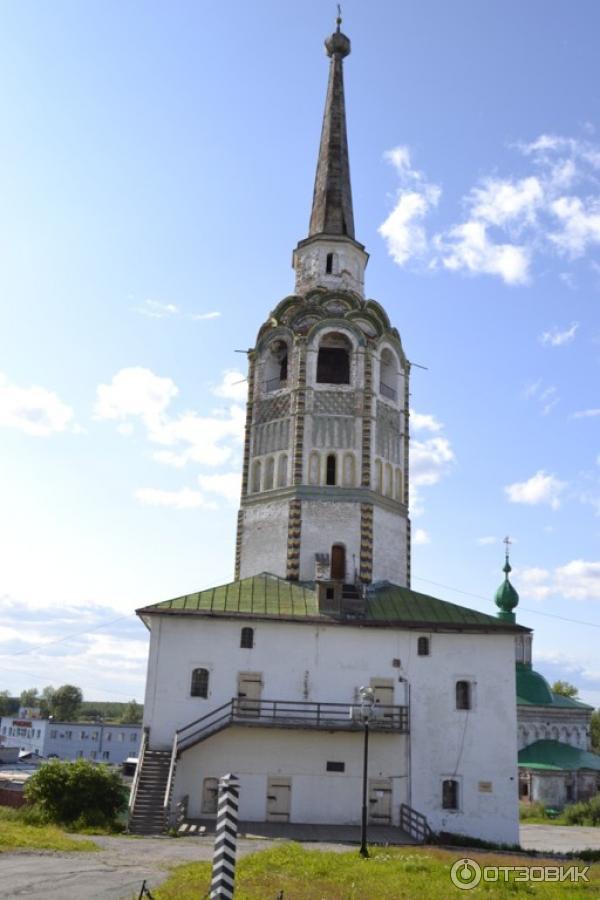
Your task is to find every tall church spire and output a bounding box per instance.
[309,14,355,240]
[292,14,368,297]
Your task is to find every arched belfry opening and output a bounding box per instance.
[316,333,351,385]
[264,340,288,392]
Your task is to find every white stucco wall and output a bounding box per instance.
[142,614,519,843]
[298,499,361,582]
[372,505,408,587]
[176,727,408,824]
[239,501,289,580]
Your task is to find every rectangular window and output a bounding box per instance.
[106,732,112,742]
[191,668,210,698]
[442,779,459,810]
[118,733,125,742]
[80,731,86,740]
[456,681,471,710]
[326,761,345,773]
[50,729,57,739]
[102,751,110,760]
[130,733,137,742]
[65,730,72,740]
[91,732,99,741]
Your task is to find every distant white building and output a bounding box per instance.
[0,714,141,764]
[131,19,529,844]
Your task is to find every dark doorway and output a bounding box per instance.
[331,545,346,580]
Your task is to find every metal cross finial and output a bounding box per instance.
[503,535,512,561]
[336,4,342,30]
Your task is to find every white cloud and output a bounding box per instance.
[381,132,600,285]
[477,536,497,546]
[523,379,559,416]
[572,408,600,419]
[410,409,443,432]
[504,470,567,510]
[554,560,600,600]
[135,299,179,318]
[96,367,245,469]
[413,528,430,545]
[539,321,579,346]
[0,373,74,437]
[197,472,241,505]
[212,370,248,402]
[134,487,213,510]
[191,311,222,321]
[411,437,455,487]
[439,220,530,285]
[378,147,441,265]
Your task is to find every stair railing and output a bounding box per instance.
[163,732,179,811]
[129,727,148,813]
[399,803,433,843]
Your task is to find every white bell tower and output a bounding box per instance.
[235,18,411,599]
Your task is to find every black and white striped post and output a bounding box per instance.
[210,773,240,900]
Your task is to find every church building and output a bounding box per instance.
[131,19,529,845]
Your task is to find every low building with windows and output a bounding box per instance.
[130,19,529,845]
[0,715,141,764]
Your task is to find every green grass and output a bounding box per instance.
[520,802,567,825]
[0,807,98,853]
[154,842,600,899]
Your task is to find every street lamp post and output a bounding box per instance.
[357,686,374,858]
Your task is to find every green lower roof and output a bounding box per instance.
[518,740,600,772]
[516,663,593,709]
[137,573,528,632]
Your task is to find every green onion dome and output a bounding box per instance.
[495,556,519,622]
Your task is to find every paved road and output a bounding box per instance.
[520,824,600,853]
[2,827,599,899]
[0,834,351,899]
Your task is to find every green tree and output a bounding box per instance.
[0,690,12,715]
[591,709,600,753]
[49,685,83,721]
[551,680,579,698]
[39,686,55,718]
[120,699,143,725]
[24,758,126,827]
[19,687,40,708]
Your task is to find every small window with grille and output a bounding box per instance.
[191,667,210,698]
[240,627,254,649]
[326,761,345,772]
[442,779,459,810]
[417,636,430,656]
[456,680,471,710]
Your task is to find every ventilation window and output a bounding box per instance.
[326,454,337,486]
[191,668,209,698]
[442,779,459,810]
[326,587,334,600]
[316,333,351,385]
[417,637,430,657]
[240,627,254,649]
[456,680,471,710]
[326,761,345,772]
[326,252,334,274]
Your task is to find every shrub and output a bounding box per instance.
[519,801,549,820]
[563,793,600,826]
[24,758,127,827]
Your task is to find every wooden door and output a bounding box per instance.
[237,672,263,717]
[202,777,219,815]
[331,545,346,580]
[368,778,392,824]
[370,678,394,719]
[266,776,291,822]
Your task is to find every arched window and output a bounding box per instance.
[277,454,288,488]
[380,349,398,401]
[343,453,355,487]
[326,454,337,486]
[395,469,403,502]
[251,460,261,493]
[316,333,351,385]
[417,636,430,656]
[264,340,288,392]
[375,459,383,494]
[384,463,393,498]
[240,627,254,649]
[264,456,275,490]
[442,779,459,810]
[309,451,320,485]
[455,681,471,710]
[191,668,209,698]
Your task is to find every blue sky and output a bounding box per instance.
[0,0,599,704]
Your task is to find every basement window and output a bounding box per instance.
[455,680,471,710]
[442,779,459,810]
[191,667,210,698]
[417,637,430,656]
[326,761,345,773]
[240,627,254,649]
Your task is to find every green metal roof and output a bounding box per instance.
[518,740,600,772]
[137,573,528,632]
[516,663,593,709]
